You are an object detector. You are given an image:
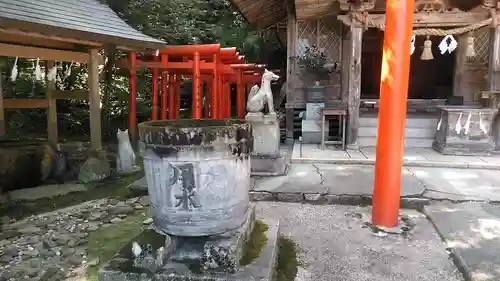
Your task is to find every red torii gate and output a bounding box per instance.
[124,44,267,138]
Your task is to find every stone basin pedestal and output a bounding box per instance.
[98,119,280,281]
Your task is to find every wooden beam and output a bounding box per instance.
[46,61,58,146]
[488,26,500,91]
[337,10,490,28]
[54,90,89,100]
[88,49,102,151]
[0,27,102,47]
[3,99,49,109]
[346,25,363,148]
[0,43,102,64]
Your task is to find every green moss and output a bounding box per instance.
[86,211,147,281]
[240,220,269,266]
[276,236,300,281]
[0,171,144,220]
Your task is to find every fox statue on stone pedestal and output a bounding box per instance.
[246,69,280,115]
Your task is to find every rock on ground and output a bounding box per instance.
[256,202,463,281]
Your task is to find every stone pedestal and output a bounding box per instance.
[301,103,329,144]
[246,112,288,176]
[433,106,497,156]
[98,205,281,281]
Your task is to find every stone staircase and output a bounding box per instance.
[358,114,439,148]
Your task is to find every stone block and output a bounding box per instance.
[301,119,328,144]
[305,103,325,120]
[246,113,280,156]
[251,153,289,176]
[433,108,496,156]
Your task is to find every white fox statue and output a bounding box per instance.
[246,69,280,114]
[116,129,138,173]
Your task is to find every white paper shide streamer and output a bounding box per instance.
[35,58,42,81]
[10,56,18,82]
[438,35,458,55]
[410,35,416,55]
[47,62,57,82]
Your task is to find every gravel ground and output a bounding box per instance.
[0,196,150,281]
[255,202,464,281]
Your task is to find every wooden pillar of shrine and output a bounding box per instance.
[88,48,102,151]
[46,60,58,146]
[346,15,363,148]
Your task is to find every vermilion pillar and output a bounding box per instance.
[372,0,415,227]
[168,74,176,120]
[175,78,181,119]
[236,69,244,119]
[212,54,219,119]
[161,71,167,120]
[160,55,168,120]
[151,66,159,120]
[193,52,202,119]
[128,52,137,139]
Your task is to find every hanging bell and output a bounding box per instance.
[10,56,18,82]
[421,36,434,60]
[466,33,476,58]
[35,58,42,81]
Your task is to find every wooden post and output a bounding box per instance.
[341,24,351,102]
[346,19,363,148]
[88,48,102,151]
[128,52,137,139]
[285,0,296,143]
[0,67,5,139]
[193,51,202,119]
[372,0,415,227]
[488,25,500,91]
[46,60,58,146]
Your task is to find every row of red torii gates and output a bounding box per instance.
[120,44,275,139]
[121,0,417,230]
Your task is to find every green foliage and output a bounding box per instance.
[240,220,269,266]
[0,0,282,140]
[276,236,301,281]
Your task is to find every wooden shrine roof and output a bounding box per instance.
[230,0,286,29]
[0,0,166,50]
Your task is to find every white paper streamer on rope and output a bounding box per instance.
[410,35,416,55]
[35,58,42,81]
[47,62,57,82]
[464,112,472,135]
[10,57,18,82]
[65,62,74,78]
[455,112,463,134]
[479,112,488,135]
[438,35,458,55]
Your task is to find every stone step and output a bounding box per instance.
[358,127,436,138]
[359,117,439,129]
[358,137,434,148]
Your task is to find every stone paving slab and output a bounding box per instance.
[8,183,87,201]
[425,202,500,281]
[408,167,500,202]
[292,144,500,170]
[256,202,463,281]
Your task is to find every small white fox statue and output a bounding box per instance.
[116,129,137,174]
